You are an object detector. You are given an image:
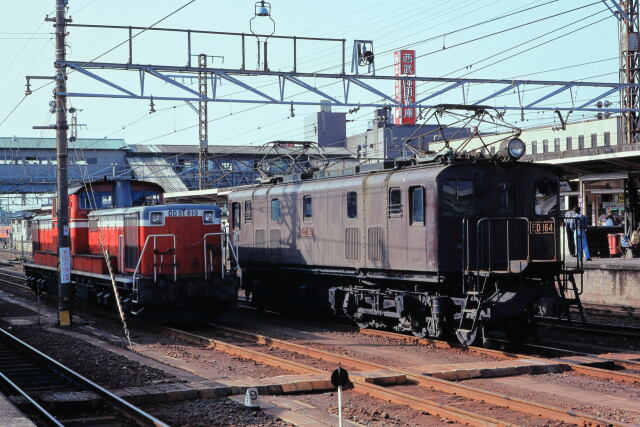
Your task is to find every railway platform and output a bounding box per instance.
[565,257,640,314]
[0,392,35,427]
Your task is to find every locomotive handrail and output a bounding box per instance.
[132,234,177,286]
[203,231,239,279]
[464,217,530,274]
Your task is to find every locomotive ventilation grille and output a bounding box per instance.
[367,226,384,262]
[345,227,360,260]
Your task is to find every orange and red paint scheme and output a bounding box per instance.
[25,179,237,322]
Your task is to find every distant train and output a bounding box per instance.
[24,179,238,322]
[228,140,569,345]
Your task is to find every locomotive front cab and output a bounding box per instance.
[437,161,562,345]
[439,162,560,275]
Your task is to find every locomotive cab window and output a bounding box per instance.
[497,182,515,215]
[441,179,474,216]
[132,190,160,206]
[303,195,312,219]
[388,188,402,217]
[244,201,253,223]
[271,198,281,222]
[409,186,425,225]
[534,180,558,216]
[79,192,113,210]
[346,191,358,219]
[231,202,241,229]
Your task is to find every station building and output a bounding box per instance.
[0,136,356,212]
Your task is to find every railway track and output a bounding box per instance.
[1,269,639,423]
[536,315,640,340]
[0,270,28,290]
[357,327,640,383]
[161,323,632,427]
[0,327,167,427]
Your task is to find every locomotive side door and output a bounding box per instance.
[487,171,524,271]
[123,213,139,271]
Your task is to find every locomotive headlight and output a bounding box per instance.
[150,212,163,224]
[507,138,526,160]
[203,211,214,224]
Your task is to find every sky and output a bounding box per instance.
[0,0,622,151]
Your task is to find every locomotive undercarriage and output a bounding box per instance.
[24,265,238,323]
[242,264,559,345]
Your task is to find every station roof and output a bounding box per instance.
[528,144,640,177]
[126,156,189,193]
[128,142,353,157]
[0,137,127,150]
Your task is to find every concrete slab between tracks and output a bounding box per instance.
[37,370,405,407]
[229,394,365,427]
[0,392,35,427]
[556,355,617,368]
[598,352,640,361]
[408,358,571,381]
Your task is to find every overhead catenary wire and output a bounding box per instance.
[84,0,592,144]
[6,0,620,179]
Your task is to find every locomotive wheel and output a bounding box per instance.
[354,314,371,329]
[412,317,443,339]
[412,326,428,339]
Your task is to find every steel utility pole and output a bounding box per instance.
[52,0,72,326]
[620,0,640,144]
[198,53,208,190]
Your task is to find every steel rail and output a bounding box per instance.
[536,315,640,339]
[0,328,168,427]
[0,372,62,427]
[168,324,630,427]
[161,327,514,427]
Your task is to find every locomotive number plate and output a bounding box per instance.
[167,209,202,217]
[530,220,554,235]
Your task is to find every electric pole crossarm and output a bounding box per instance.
[59,60,640,88]
[415,82,464,104]
[67,63,136,96]
[56,60,640,112]
[345,77,398,105]
[525,84,576,109]
[472,83,521,105]
[56,91,640,113]
[282,75,341,104]
[216,71,277,102]
[143,67,205,99]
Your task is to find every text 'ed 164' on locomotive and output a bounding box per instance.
[24,179,239,323]
[229,139,573,345]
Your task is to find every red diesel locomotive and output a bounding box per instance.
[24,179,238,322]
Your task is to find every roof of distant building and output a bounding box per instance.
[0,137,127,150]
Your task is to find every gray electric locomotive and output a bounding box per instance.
[229,140,568,345]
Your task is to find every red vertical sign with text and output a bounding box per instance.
[394,49,416,125]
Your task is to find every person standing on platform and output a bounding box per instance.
[564,209,576,256]
[571,206,591,261]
